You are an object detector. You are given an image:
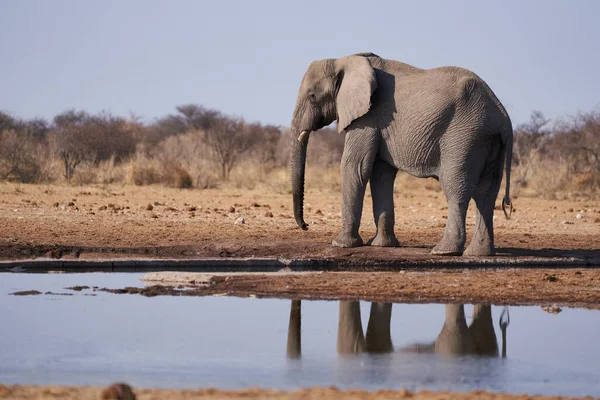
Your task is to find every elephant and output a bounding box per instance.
[290,53,513,256]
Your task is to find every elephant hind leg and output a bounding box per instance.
[465,141,504,256]
[432,167,476,256]
[367,160,399,247]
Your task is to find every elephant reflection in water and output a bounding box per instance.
[406,304,509,357]
[286,301,509,358]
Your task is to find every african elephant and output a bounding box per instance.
[290,53,513,256]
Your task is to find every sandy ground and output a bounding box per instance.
[0,182,598,263]
[1,385,597,400]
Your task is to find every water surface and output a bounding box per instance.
[1,272,599,397]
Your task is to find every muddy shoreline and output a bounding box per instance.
[9,268,600,309]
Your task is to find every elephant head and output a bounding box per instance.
[290,55,378,229]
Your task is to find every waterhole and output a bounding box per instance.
[1,272,599,397]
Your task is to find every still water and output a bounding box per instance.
[1,273,599,397]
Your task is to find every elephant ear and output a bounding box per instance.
[335,56,377,133]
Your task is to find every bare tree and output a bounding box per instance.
[204,116,255,179]
[51,110,95,180]
[0,129,28,179]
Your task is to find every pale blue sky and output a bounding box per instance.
[1,0,599,127]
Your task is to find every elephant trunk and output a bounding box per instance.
[291,130,310,230]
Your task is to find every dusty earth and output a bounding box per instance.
[2,182,600,399]
[0,385,597,400]
[0,182,598,263]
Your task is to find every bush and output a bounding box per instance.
[173,168,193,189]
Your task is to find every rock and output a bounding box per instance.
[235,217,245,225]
[145,204,153,211]
[264,211,273,217]
[228,206,236,213]
[101,383,136,400]
[576,213,583,219]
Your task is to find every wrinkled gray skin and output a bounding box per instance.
[291,53,513,256]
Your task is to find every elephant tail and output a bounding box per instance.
[501,125,513,219]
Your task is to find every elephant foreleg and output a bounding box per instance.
[332,128,379,248]
[367,160,399,247]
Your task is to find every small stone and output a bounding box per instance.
[235,217,245,225]
[228,206,236,213]
[576,213,583,219]
[101,383,137,400]
[561,220,574,225]
[53,202,59,207]
[264,211,273,217]
[315,209,323,215]
[187,206,197,212]
[146,204,153,211]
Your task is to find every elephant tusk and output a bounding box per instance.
[298,130,310,143]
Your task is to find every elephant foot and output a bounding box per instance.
[464,241,495,257]
[431,241,464,256]
[332,232,363,248]
[367,233,400,247]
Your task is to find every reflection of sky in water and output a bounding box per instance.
[1,273,599,397]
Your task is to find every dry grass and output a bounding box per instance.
[1,126,598,200]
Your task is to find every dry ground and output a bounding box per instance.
[0,182,598,263]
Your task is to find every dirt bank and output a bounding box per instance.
[0,385,596,400]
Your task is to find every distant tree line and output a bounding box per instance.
[0,104,343,187]
[0,104,598,196]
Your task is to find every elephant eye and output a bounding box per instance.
[308,92,317,103]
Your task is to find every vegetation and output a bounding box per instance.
[0,104,598,198]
